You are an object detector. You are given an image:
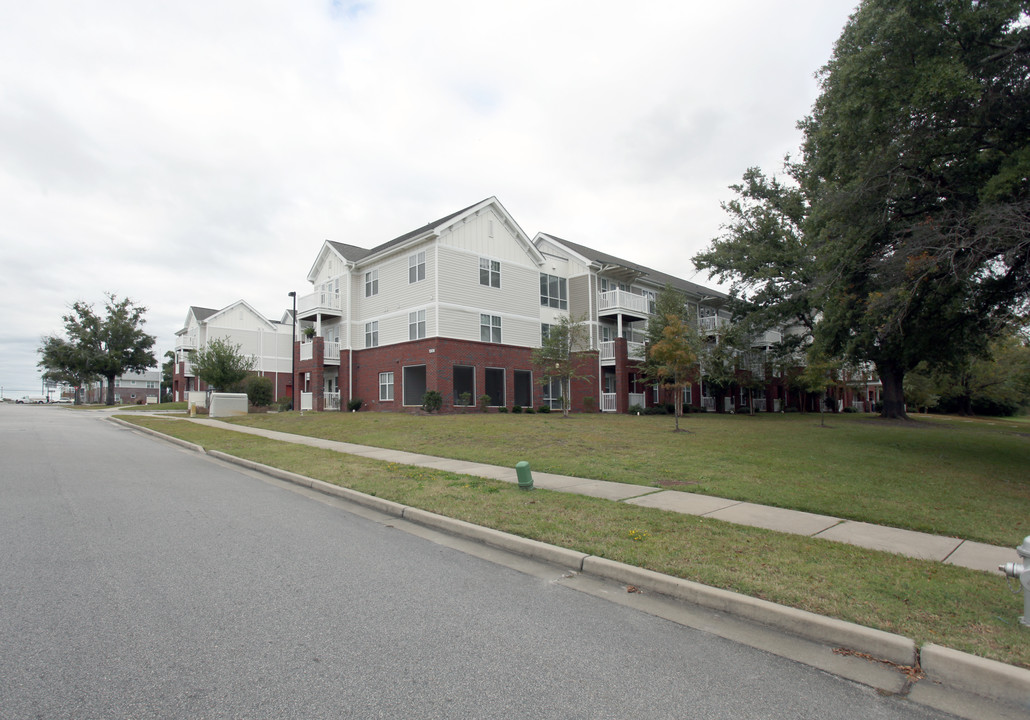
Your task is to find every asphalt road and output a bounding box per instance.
[0,405,957,719]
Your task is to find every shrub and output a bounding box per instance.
[478,394,491,412]
[347,398,363,412]
[512,405,523,414]
[628,404,644,414]
[537,405,551,413]
[644,405,667,415]
[524,406,535,414]
[498,406,508,413]
[582,396,595,412]
[421,390,443,413]
[276,396,293,412]
[458,392,472,407]
[244,375,274,407]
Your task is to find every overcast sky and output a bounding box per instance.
[1,0,858,397]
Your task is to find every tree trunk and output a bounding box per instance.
[106,374,116,406]
[877,362,909,420]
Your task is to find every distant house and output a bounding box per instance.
[85,370,162,404]
[172,300,294,403]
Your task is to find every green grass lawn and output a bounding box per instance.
[118,414,1030,669]
[222,410,1030,547]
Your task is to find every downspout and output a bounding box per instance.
[347,267,353,403]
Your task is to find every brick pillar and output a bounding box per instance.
[614,337,628,414]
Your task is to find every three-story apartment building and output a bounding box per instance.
[290,196,797,414]
[172,300,294,403]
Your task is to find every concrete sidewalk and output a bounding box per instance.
[183,417,1013,574]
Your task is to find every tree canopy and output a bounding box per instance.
[695,0,1030,419]
[190,337,255,393]
[532,314,590,417]
[39,294,157,405]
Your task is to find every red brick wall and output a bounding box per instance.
[345,338,603,413]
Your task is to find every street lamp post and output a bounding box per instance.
[288,291,296,410]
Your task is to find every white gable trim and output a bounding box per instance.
[306,241,352,283]
[204,299,279,331]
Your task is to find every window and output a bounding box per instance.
[541,323,550,343]
[402,366,427,406]
[409,309,426,340]
[365,269,378,297]
[484,368,504,407]
[540,273,567,309]
[453,365,475,406]
[365,321,378,348]
[480,314,501,343]
[480,258,500,288]
[409,251,426,283]
[543,378,562,410]
[379,372,394,401]
[514,370,532,408]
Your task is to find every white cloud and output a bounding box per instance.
[0,0,857,394]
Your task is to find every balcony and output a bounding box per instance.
[598,290,650,321]
[175,335,198,352]
[324,341,341,365]
[297,290,343,321]
[178,360,194,378]
[599,340,647,365]
[299,340,341,365]
[699,315,730,334]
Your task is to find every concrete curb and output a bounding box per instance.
[582,555,916,666]
[401,507,590,570]
[114,417,1030,717]
[919,643,1030,712]
[109,417,205,454]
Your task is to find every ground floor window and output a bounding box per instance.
[543,377,563,410]
[379,372,394,401]
[402,365,426,406]
[484,368,504,407]
[684,384,692,405]
[513,370,532,408]
[453,365,474,406]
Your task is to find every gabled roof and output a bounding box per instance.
[177,306,219,334]
[203,299,280,331]
[535,233,728,302]
[309,197,543,281]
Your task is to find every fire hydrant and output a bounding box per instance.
[999,536,1030,627]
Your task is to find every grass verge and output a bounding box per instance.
[121,415,1030,669]
[224,411,1030,547]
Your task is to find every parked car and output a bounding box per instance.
[16,396,47,404]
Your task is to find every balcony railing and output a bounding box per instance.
[599,340,646,363]
[179,360,194,377]
[754,398,767,412]
[628,392,646,409]
[324,341,341,364]
[325,391,341,411]
[300,342,314,361]
[598,290,650,317]
[297,290,343,318]
[702,397,715,411]
[699,315,729,333]
[600,393,617,412]
[176,335,198,351]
